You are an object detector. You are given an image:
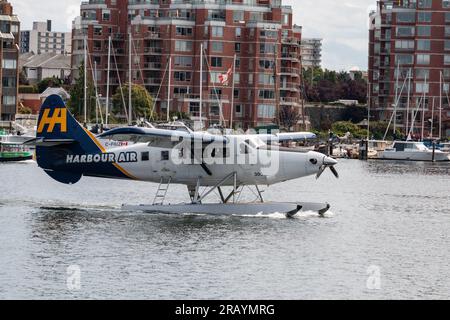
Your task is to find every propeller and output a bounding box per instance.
[316,156,339,179]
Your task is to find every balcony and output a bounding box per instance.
[143,62,162,69]
[280,83,300,92]
[279,68,300,77]
[173,93,230,103]
[143,47,163,54]
[280,97,301,106]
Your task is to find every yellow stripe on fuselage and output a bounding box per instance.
[83,127,138,180]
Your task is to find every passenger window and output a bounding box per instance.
[240,143,250,154]
[161,151,169,161]
[141,152,150,161]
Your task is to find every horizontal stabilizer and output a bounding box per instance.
[25,138,76,147]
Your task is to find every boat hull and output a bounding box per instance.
[379,151,450,162]
[0,153,33,163]
[122,202,331,217]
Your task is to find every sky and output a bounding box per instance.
[11,0,377,71]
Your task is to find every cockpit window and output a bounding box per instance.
[240,142,251,154]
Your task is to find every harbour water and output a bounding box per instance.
[0,160,449,299]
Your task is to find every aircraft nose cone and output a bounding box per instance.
[323,156,338,166]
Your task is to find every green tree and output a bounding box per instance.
[68,62,96,122]
[331,121,368,139]
[112,83,155,122]
[37,77,63,93]
[279,106,301,131]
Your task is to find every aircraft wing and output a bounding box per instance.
[97,127,228,144]
[258,132,317,143]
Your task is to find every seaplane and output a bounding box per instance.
[31,95,339,218]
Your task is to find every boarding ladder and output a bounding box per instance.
[153,177,172,206]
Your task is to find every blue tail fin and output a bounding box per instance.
[36,95,104,184]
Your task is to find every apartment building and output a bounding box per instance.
[300,38,322,69]
[369,0,450,138]
[20,20,72,55]
[0,0,20,121]
[72,0,304,130]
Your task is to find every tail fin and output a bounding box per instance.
[36,95,105,184]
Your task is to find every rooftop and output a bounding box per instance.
[19,52,71,70]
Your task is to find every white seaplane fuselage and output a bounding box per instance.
[90,134,333,187]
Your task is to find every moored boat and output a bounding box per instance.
[380,141,450,162]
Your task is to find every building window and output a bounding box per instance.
[235,104,243,116]
[417,40,430,51]
[259,74,275,85]
[416,83,429,93]
[416,54,430,65]
[395,54,414,65]
[445,40,450,51]
[248,74,254,84]
[234,73,240,84]
[176,27,193,36]
[233,11,244,22]
[418,12,432,22]
[211,26,223,37]
[258,90,275,99]
[174,71,192,81]
[211,57,222,67]
[260,43,276,54]
[395,40,414,50]
[211,42,223,52]
[235,43,241,53]
[174,56,193,67]
[396,12,415,23]
[443,0,450,8]
[2,59,17,69]
[189,102,200,116]
[235,27,242,37]
[257,104,276,118]
[175,40,192,52]
[2,96,16,105]
[396,26,415,37]
[444,54,450,65]
[209,72,222,84]
[415,69,430,79]
[419,0,432,8]
[102,10,111,21]
[259,59,275,69]
[417,26,431,36]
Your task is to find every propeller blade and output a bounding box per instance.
[329,166,339,179]
[316,166,326,179]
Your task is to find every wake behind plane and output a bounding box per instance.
[31,95,338,217]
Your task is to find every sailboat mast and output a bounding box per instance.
[106,36,111,127]
[406,68,411,138]
[393,62,400,133]
[128,32,132,126]
[431,97,435,138]
[440,71,443,140]
[84,36,88,126]
[230,54,237,130]
[421,75,427,141]
[367,82,371,141]
[199,43,203,129]
[94,61,99,125]
[167,56,172,122]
